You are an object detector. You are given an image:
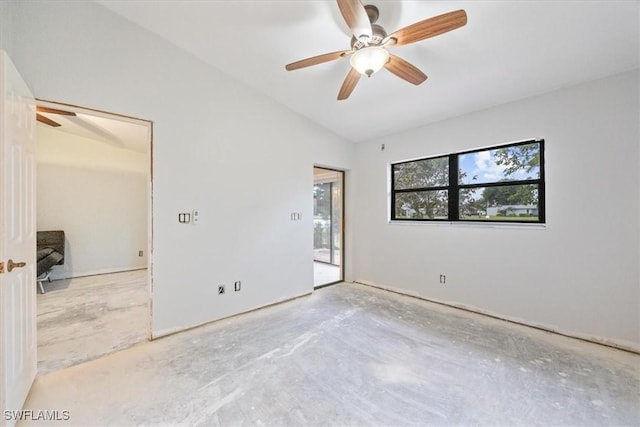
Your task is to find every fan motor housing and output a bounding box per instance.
[351,24,387,50]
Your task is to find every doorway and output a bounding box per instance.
[313,167,344,287]
[34,100,153,373]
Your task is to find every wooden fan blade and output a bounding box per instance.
[386,10,467,47]
[337,68,361,100]
[36,113,61,127]
[36,106,76,116]
[337,0,372,42]
[286,51,348,71]
[384,54,427,85]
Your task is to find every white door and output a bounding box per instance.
[0,51,37,426]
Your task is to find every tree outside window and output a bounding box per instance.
[391,140,545,223]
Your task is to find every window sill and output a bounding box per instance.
[388,220,546,229]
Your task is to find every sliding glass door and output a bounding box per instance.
[313,167,343,287]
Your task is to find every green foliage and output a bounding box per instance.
[483,184,538,206]
[313,183,331,219]
[459,188,485,216]
[394,158,449,219]
[494,143,540,177]
[479,143,541,208]
[394,157,448,189]
[395,191,448,219]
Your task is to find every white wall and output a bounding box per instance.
[36,125,148,279]
[353,70,640,350]
[312,135,355,281]
[3,1,354,336]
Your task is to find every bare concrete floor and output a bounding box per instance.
[23,282,639,426]
[37,270,148,374]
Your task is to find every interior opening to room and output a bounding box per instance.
[34,100,152,374]
[313,167,344,287]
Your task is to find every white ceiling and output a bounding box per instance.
[96,1,639,143]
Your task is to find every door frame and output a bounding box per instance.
[35,99,154,340]
[313,166,345,288]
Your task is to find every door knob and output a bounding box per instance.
[7,259,26,272]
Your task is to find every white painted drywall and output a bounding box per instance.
[36,125,148,279]
[3,1,354,336]
[352,70,640,350]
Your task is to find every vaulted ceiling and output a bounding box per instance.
[96,1,639,142]
[36,101,150,153]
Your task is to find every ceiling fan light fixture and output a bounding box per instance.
[285,3,467,100]
[349,46,389,77]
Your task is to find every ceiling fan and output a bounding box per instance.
[36,106,76,127]
[285,0,467,100]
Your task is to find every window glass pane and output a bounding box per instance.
[458,143,541,185]
[394,191,448,219]
[459,184,539,221]
[394,157,449,190]
[313,182,331,262]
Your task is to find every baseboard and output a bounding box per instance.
[151,291,313,340]
[353,279,640,355]
[50,265,147,281]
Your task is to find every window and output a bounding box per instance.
[391,139,545,223]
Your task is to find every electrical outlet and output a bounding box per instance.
[138,250,143,257]
[234,281,241,292]
[439,274,446,284]
[218,285,225,295]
